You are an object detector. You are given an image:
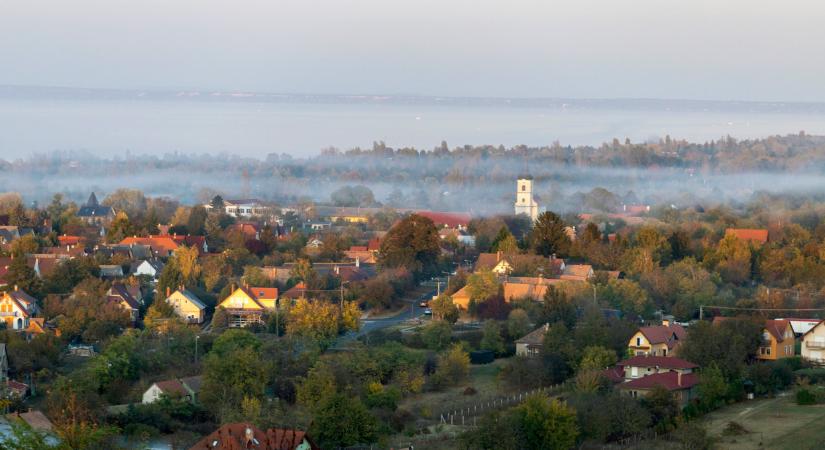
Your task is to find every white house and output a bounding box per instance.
[165,288,207,324]
[142,376,202,404]
[0,290,38,330]
[206,199,271,218]
[132,259,164,282]
[801,320,825,364]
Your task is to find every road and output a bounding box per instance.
[336,286,436,345]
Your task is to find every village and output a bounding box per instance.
[1,175,825,450]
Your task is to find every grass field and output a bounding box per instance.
[703,392,825,449]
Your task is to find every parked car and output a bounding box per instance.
[419,300,428,307]
[424,309,432,316]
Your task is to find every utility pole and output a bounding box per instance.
[194,335,200,364]
[699,305,703,321]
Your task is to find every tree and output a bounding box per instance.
[480,320,505,354]
[106,212,132,243]
[210,195,225,210]
[186,206,208,236]
[578,345,617,371]
[465,271,500,303]
[507,308,531,339]
[421,321,452,351]
[599,279,653,318]
[641,385,679,432]
[312,394,378,449]
[540,285,576,330]
[200,331,267,420]
[4,257,41,295]
[678,318,762,380]
[530,212,571,257]
[708,234,752,285]
[430,293,459,323]
[432,344,470,388]
[330,185,377,207]
[296,361,337,412]
[512,395,579,450]
[491,227,517,253]
[378,214,440,279]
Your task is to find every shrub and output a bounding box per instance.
[797,389,817,405]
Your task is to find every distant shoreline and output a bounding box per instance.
[2,84,825,114]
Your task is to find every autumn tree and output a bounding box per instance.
[430,293,459,323]
[378,214,441,279]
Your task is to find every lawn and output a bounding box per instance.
[703,392,825,450]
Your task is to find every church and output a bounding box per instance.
[514,176,539,221]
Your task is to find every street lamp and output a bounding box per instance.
[195,335,200,364]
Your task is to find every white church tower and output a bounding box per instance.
[514,176,539,221]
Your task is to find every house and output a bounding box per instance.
[343,248,378,265]
[208,199,272,218]
[450,286,472,309]
[165,288,207,324]
[99,264,125,279]
[414,211,472,231]
[0,289,38,330]
[618,355,698,380]
[28,255,66,279]
[0,226,21,246]
[119,236,180,258]
[218,286,279,328]
[76,192,116,225]
[757,319,795,360]
[190,423,319,450]
[6,380,29,399]
[560,264,594,281]
[779,317,821,337]
[627,322,687,357]
[57,234,84,247]
[725,228,769,245]
[227,222,260,240]
[515,324,548,356]
[800,320,825,364]
[281,282,308,301]
[166,234,209,254]
[474,252,565,277]
[617,371,699,406]
[131,259,165,281]
[142,376,203,404]
[106,283,141,322]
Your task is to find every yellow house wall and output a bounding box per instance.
[219,290,263,310]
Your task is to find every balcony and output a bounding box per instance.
[806,341,825,349]
[0,312,18,317]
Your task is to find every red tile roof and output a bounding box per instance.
[414,211,471,229]
[119,236,179,254]
[282,282,307,299]
[190,423,319,450]
[638,324,687,348]
[242,286,279,301]
[367,238,381,252]
[619,371,699,391]
[725,228,769,244]
[764,319,792,342]
[57,235,83,246]
[619,355,698,370]
[601,366,625,384]
[348,246,368,252]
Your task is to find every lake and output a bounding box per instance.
[1,96,825,158]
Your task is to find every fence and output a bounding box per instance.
[436,385,561,427]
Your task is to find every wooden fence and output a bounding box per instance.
[435,385,561,427]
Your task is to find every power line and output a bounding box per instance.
[699,304,825,320]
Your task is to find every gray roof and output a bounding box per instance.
[180,375,203,393]
[170,289,206,310]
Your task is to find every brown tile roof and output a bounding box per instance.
[57,235,83,246]
[515,324,549,346]
[619,355,698,370]
[190,423,319,450]
[619,371,699,391]
[601,366,625,384]
[282,282,307,299]
[764,319,792,342]
[10,409,53,431]
[155,379,188,397]
[562,264,593,279]
[108,283,140,310]
[725,228,769,244]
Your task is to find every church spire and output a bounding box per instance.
[86,192,99,207]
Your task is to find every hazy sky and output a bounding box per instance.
[1,0,824,101]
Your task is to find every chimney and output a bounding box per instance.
[662,319,670,327]
[544,323,549,331]
[166,286,171,297]
[355,257,360,268]
[497,251,502,261]
[677,371,682,387]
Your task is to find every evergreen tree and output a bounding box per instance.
[530,211,571,257]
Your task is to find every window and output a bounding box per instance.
[521,185,526,191]
[662,349,668,356]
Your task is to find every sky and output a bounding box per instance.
[1,0,824,101]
